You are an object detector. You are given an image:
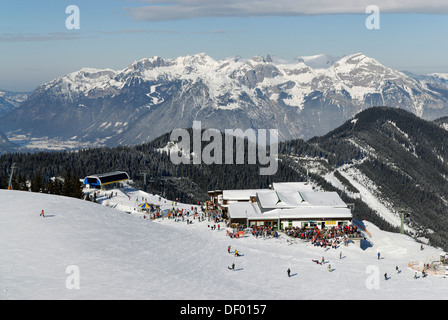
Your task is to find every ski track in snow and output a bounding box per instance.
[333,165,410,232]
[1,188,447,300]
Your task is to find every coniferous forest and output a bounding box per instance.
[0,132,304,205]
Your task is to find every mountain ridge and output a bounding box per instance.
[1,53,448,150]
[0,89,30,117]
[280,106,448,249]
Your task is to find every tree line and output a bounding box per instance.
[0,167,84,199]
[0,131,303,204]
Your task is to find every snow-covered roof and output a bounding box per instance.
[300,191,347,207]
[227,202,352,220]
[256,190,304,209]
[222,189,269,201]
[89,171,128,179]
[226,202,259,219]
[256,190,347,210]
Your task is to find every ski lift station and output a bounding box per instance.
[208,182,353,230]
[83,171,130,190]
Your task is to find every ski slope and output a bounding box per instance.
[1,189,447,300]
[85,183,201,217]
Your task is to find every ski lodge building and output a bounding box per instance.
[208,182,352,230]
[83,171,130,189]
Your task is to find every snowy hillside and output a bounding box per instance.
[1,189,447,300]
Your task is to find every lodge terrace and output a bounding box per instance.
[208,182,353,230]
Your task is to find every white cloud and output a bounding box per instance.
[126,0,448,21]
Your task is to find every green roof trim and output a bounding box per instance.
[275,191,282,205]
[298,191,306,203]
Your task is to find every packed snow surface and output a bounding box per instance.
[1,188,447,300]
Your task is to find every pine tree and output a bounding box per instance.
[31,174,43,193]
[72,174,84,199]
[47,179,55,195]
[0,176,7,189]
[62,169,73,197]
[15,174,27,191]
[54,178,63,195]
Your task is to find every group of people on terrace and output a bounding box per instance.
[285,224,362,247]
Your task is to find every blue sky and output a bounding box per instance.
[1,0,448,91]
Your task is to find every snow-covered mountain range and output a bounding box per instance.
[1,53,448,148]
[0,90,29,118]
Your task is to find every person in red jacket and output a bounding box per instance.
[40,209,45,217]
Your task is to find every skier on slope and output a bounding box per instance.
[40,209,45,218]
[228,245,231,253]
[287,268,291,277]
